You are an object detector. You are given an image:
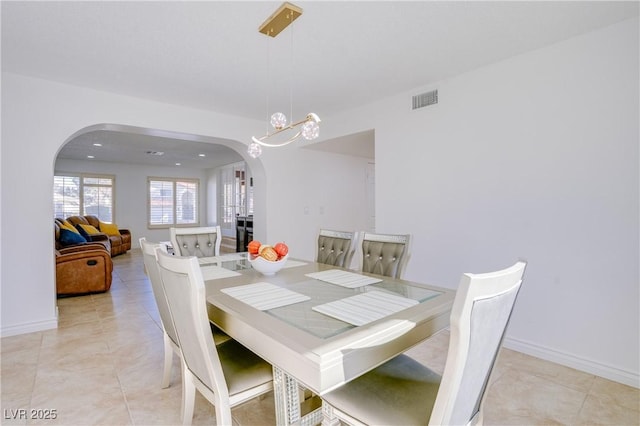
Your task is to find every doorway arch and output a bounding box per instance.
[55,123,267,246]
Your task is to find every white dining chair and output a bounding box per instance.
[140,237,178,389]
[316,229,358,269]
[170,226,221,258]
[321,261,527,426]
[359,232,411,279]
[154,248,273,426]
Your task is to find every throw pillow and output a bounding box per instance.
[59,228,87,246]
[99,221,121,237]
[78,223,101,235]
[61,220,81,234]
[60,223,80,234]
[76,223,102,240]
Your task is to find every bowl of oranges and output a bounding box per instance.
[247,240,289,276]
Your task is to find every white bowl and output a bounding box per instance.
[248,254,288,276]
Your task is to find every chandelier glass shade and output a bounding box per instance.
[248,2,320,159]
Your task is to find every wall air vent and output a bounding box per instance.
[412,89,438,110]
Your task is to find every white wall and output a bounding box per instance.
[0,72,370,337]
[1,17,637,387]
[0,76,265,336]
[54,159,211,246]
[259,146,372,260]
[325,18,639,386]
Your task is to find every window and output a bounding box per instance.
[148,177,199,228]
[54,174,115,222]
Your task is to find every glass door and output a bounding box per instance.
[219,162,253,238]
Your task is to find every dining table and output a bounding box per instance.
[200,253,455,426]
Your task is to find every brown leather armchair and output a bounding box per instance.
[56,245,113,296]
[54,220,113,296]
[66,215,131,256]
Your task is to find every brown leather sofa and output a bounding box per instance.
[66,215,131,256]
[54,221,113,296]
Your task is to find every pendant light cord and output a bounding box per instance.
[266,35,270,135]
[289,11,294,124]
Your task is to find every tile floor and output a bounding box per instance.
[1,249,638,425]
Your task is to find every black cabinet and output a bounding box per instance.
[236,215,254,252]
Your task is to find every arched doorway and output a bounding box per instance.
[54,123,267,250]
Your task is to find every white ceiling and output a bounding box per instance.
[3,1,638,168]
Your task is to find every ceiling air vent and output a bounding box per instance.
[146,150,164,156]
[412,89,438,110]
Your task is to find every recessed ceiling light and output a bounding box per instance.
[175,163,181,166]
[87,155,95,159]
[93,143,102,147]
[199,153,206,157]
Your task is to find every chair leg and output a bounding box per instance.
[214,393,233,426]
[181,370,196,426]
[321,402,342,426]
[162,333,173,388]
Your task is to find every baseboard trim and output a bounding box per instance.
[504,336,639,389]
[1,316,58,338]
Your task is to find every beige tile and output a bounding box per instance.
[94,302,142,319]
[29,367,131,425]
[231,392,277,426]
[0,332,42,355]
[110,335,168,379]
[55,301,99,328]
[37,335,114,374]
[1,346,40,415]
[0,407,29,426]
[503,351,596,393]
[124,384,183,425]
[115,268,148,282]
[484,367,586,425]
[404,328,449,375]
[577,393,640,425]
[489,348,523,384]
[191,392,217,425]
[124,277,154,294]
[40,320,103,348]
[101,317,163,353]
[588,377,640,413]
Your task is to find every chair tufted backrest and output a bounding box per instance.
[317,229,358,268]
[170,226,221,258]
[360,233,411,279]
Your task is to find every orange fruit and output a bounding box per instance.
[260,246,278,261]
[247,240,261,255]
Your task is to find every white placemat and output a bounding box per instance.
[305,269,382,288]
[221,282,310,311]
[198,256,221,265]
[200,265,241,281]
[312,291,419,326]
[282,259,307,269]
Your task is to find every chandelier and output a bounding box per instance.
[248,2,321,159]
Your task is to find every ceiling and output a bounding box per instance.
[57,125,245,169]
[3,1,638,168]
